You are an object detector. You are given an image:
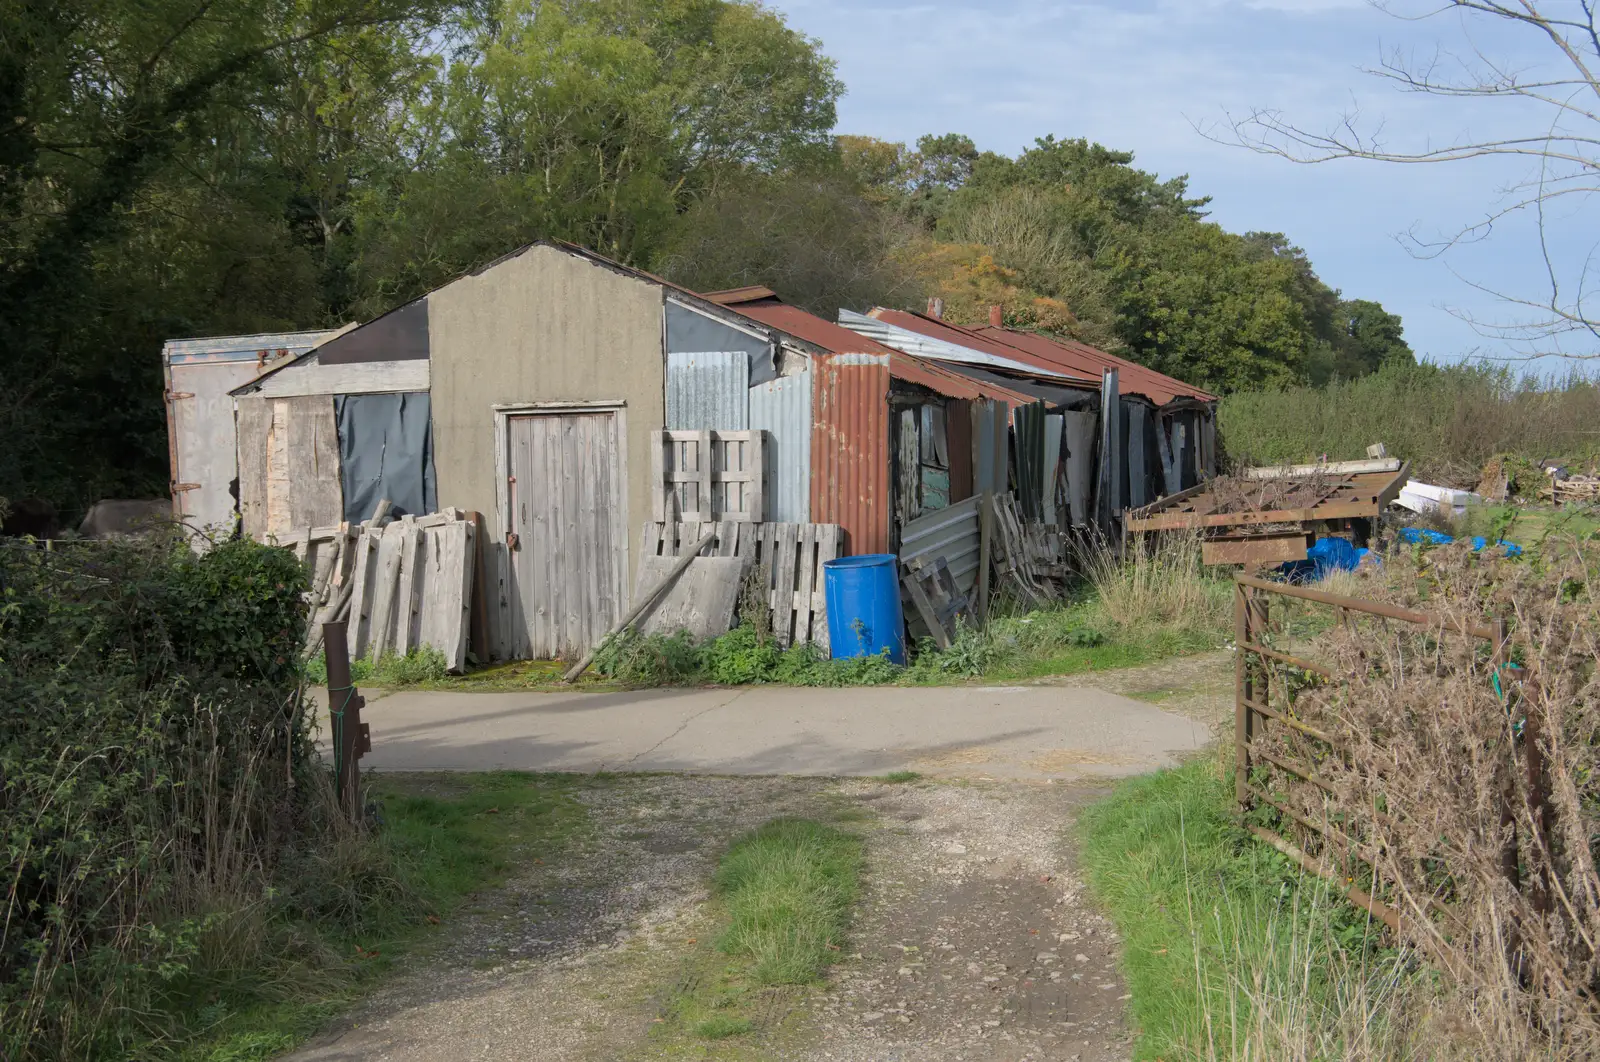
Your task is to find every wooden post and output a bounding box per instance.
[323,619,369,818]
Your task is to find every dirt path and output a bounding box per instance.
[287,775,1131,1062]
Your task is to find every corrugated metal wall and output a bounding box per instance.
[899,495,982,595]
[666,350,749,429]
[811,354,891,556]
[748,370,812,523]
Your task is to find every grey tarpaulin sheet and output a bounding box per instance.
[335,392,437,522]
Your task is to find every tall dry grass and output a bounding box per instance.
[1079,531,1232,639]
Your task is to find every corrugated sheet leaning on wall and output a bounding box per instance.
[811,353,891,557]
[665,350,749,430]
[748,370,812,523]
[899,495,982,596]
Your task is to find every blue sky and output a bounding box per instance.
[775,0,1583,370]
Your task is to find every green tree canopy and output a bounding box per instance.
[0,1,1408,515]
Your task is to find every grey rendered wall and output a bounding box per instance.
[427,245,665,585]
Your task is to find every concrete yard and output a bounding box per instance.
[317,681,1210,781]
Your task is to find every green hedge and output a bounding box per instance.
[0,535,309,1059]
[1218,361,1600,482]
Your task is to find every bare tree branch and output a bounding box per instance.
[1202,0,1600,359]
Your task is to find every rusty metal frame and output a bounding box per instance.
[1233,572,1507,934]
[1129,462,1410,535]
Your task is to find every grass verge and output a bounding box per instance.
[1078,757,1427,1060]
[656,818,863,1047]
[175,772,587,1062]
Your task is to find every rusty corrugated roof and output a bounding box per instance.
[972,325,1216,406]
[864,309,1214,406]
[729,302,1038,408]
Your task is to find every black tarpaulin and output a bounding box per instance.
[335,392,437,522]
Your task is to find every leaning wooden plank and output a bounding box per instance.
[394,517,424,656]
[345,526,381,658]
[1242,457,1400,480]
[771,522,799,646]
[418,521,474,672]
[445,520,476,671]
[792,524,817,645]
[466,511,490,665]
[563,527,719,682]
[367,522,407,659]
[902,566,951,651]
[651,430,668,522]
[810,525,839,654]
[633,555,742,640]
[745,430,766,522]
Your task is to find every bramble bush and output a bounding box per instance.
[0,534,322,1059]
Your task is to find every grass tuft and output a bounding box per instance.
[692,1014,754,1040]
[877,770,920,784]
[713,818,863,985]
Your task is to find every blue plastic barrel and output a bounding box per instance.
[823,554,906,664]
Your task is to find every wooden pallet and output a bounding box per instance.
[649,429,766,522]
[640,521,842,649]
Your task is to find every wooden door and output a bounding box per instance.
[507,412,624,659]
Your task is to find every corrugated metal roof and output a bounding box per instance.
[666,350,749,429]
[839,308,1094,382]
[972,325,1216,406]
[748,371,812,523]
[861,309,1214,407]
[811,353,891,557]
[731,302,1037,408]
[936,361,1097,410]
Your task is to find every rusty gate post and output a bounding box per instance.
[1234,577,1253,810]
[323,620,370,818]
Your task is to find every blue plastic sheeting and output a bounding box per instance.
[1397,526,1522,557]
[1277,536,1372,583]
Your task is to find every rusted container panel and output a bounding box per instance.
[163,329,342,537]
[748,369,811,523]
[666,350,749,429]
[811,354,891,556]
